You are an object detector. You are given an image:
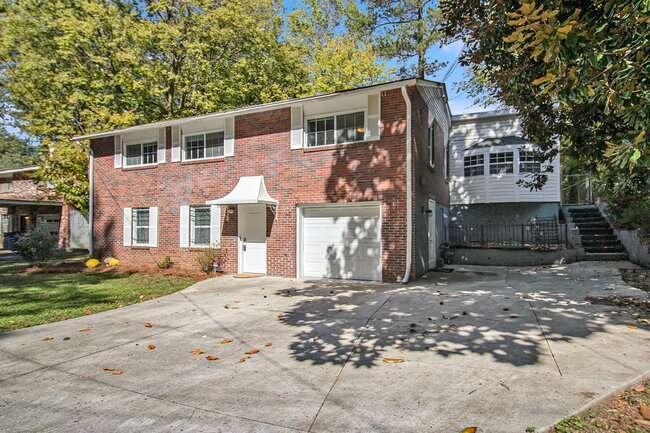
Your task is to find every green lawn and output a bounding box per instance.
[0,259,196,331]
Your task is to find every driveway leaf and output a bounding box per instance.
[383,357,405,363]
[265,342,272,347]
[245,348,260,355]
[220,338,234,344]
[103,368,124,375]
[41,336,54,341]
[206,355,219,361]
[147,344,156,351]
[144,322,153,328]
[191,348,205,356]
[239,356,249,363]
[460,428,477,433]
[79,327,91,332]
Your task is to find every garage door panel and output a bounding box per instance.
[301,205,381,281]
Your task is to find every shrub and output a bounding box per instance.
[196,248,225,274]
[157,256,173,269]
[14,226,57,264]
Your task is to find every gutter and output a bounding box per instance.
[400,86,413,284]
[88,148,94,256]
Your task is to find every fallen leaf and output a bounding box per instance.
[191,348,205,356]
[220,338,234,344]
[460,428,477,433]
[139,294,145,301]
[206,355,219,361]
[62,337,70,341]
[147,344,156,351]
[84,309,92,315]
[382,357,405,363]
[639,318,650,325]
[144,322,153,328]
[245,348,260,355]
[239,356,248,363]
[640,403,650,420]
[633,384,646,393]
[628,324,638,330]
[265,342,272,347]
[103,368,124,375]
[79,327,92,332]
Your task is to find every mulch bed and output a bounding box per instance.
[549,380,650,433]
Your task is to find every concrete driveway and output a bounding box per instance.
[1,262,649,433]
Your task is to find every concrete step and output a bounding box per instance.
[572,218,607,224]
[578,227,615,235]
[581,234,618,241]
[583,252,629,261]
[582,240,622,248]
[575,222,611,229]
[584,246,626,253]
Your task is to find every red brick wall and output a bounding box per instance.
[0,173,56,202]
[91,87,412,281]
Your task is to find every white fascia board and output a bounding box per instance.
[73,79,426,142]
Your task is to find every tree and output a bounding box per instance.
[0,127,33,170]
[440,0,649,227]
[287,0,387,93]
[0,0,309,210]
[360,0,446,78]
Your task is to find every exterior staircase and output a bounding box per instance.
[568,206,628,261]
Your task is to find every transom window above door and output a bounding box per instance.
[306,111,365,147]
[184,131,224,161]
[125,142,157,166]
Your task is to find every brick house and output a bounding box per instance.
[76,78,451,282]
[0,166,88,250]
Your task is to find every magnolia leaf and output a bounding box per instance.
[245,348,260,355]
[206,355,219,361]
[460,427,478,433]
[382,357,405,363]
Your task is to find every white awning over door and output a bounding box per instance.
[206,176,278,206]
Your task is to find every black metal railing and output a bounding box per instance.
[449,220,569,249]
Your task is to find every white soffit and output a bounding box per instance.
[206,176,278,206]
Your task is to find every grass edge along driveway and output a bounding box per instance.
[0,260,197,331]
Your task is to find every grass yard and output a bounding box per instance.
[0,260,197,331]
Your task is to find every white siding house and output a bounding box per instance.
[449,110,561,225]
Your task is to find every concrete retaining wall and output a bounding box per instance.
[616,229,650,267]
[448,247,579,266]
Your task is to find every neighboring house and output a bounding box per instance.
[75,78,452,282]
[448,110,561,226]
[0,166,89,251]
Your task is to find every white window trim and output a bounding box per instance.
[428,126,435,169]
[488,151,515,176]
[132,208,151,246]
[123,141,158,168]
[181,129,226,162]
[189,205,211,248]
[303,108,368,148]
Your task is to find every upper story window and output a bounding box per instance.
[306,111,364,147]
[519,150,541,173]
[125,142,157,167]
[132,208,150,246]
[464,154,484,177]
[184,131,224,161]
[0,178,11,192]
[489,152,514,175]
[190,205,211,247]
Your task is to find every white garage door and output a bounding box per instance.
[300,204,381,281]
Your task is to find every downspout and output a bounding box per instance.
[400,86,413,283]
[88,147,94,256]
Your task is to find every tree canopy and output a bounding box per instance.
[440,0,649,226]
[0,126,33,170]
[0,0,388,210]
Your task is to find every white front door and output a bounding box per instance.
[238,204,267,274]
[428,199,437,269]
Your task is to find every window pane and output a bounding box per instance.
[307,132,316,147]
[306,116,335,147]
[125,144,141,166]
[185,134,205,160]
[463,154,484,177]
[132,208,150,244]
[489,152,513,174]
[142,142,157,164]
[191,206,211,246]
[336,112,364,143]
[205,132,224,158]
